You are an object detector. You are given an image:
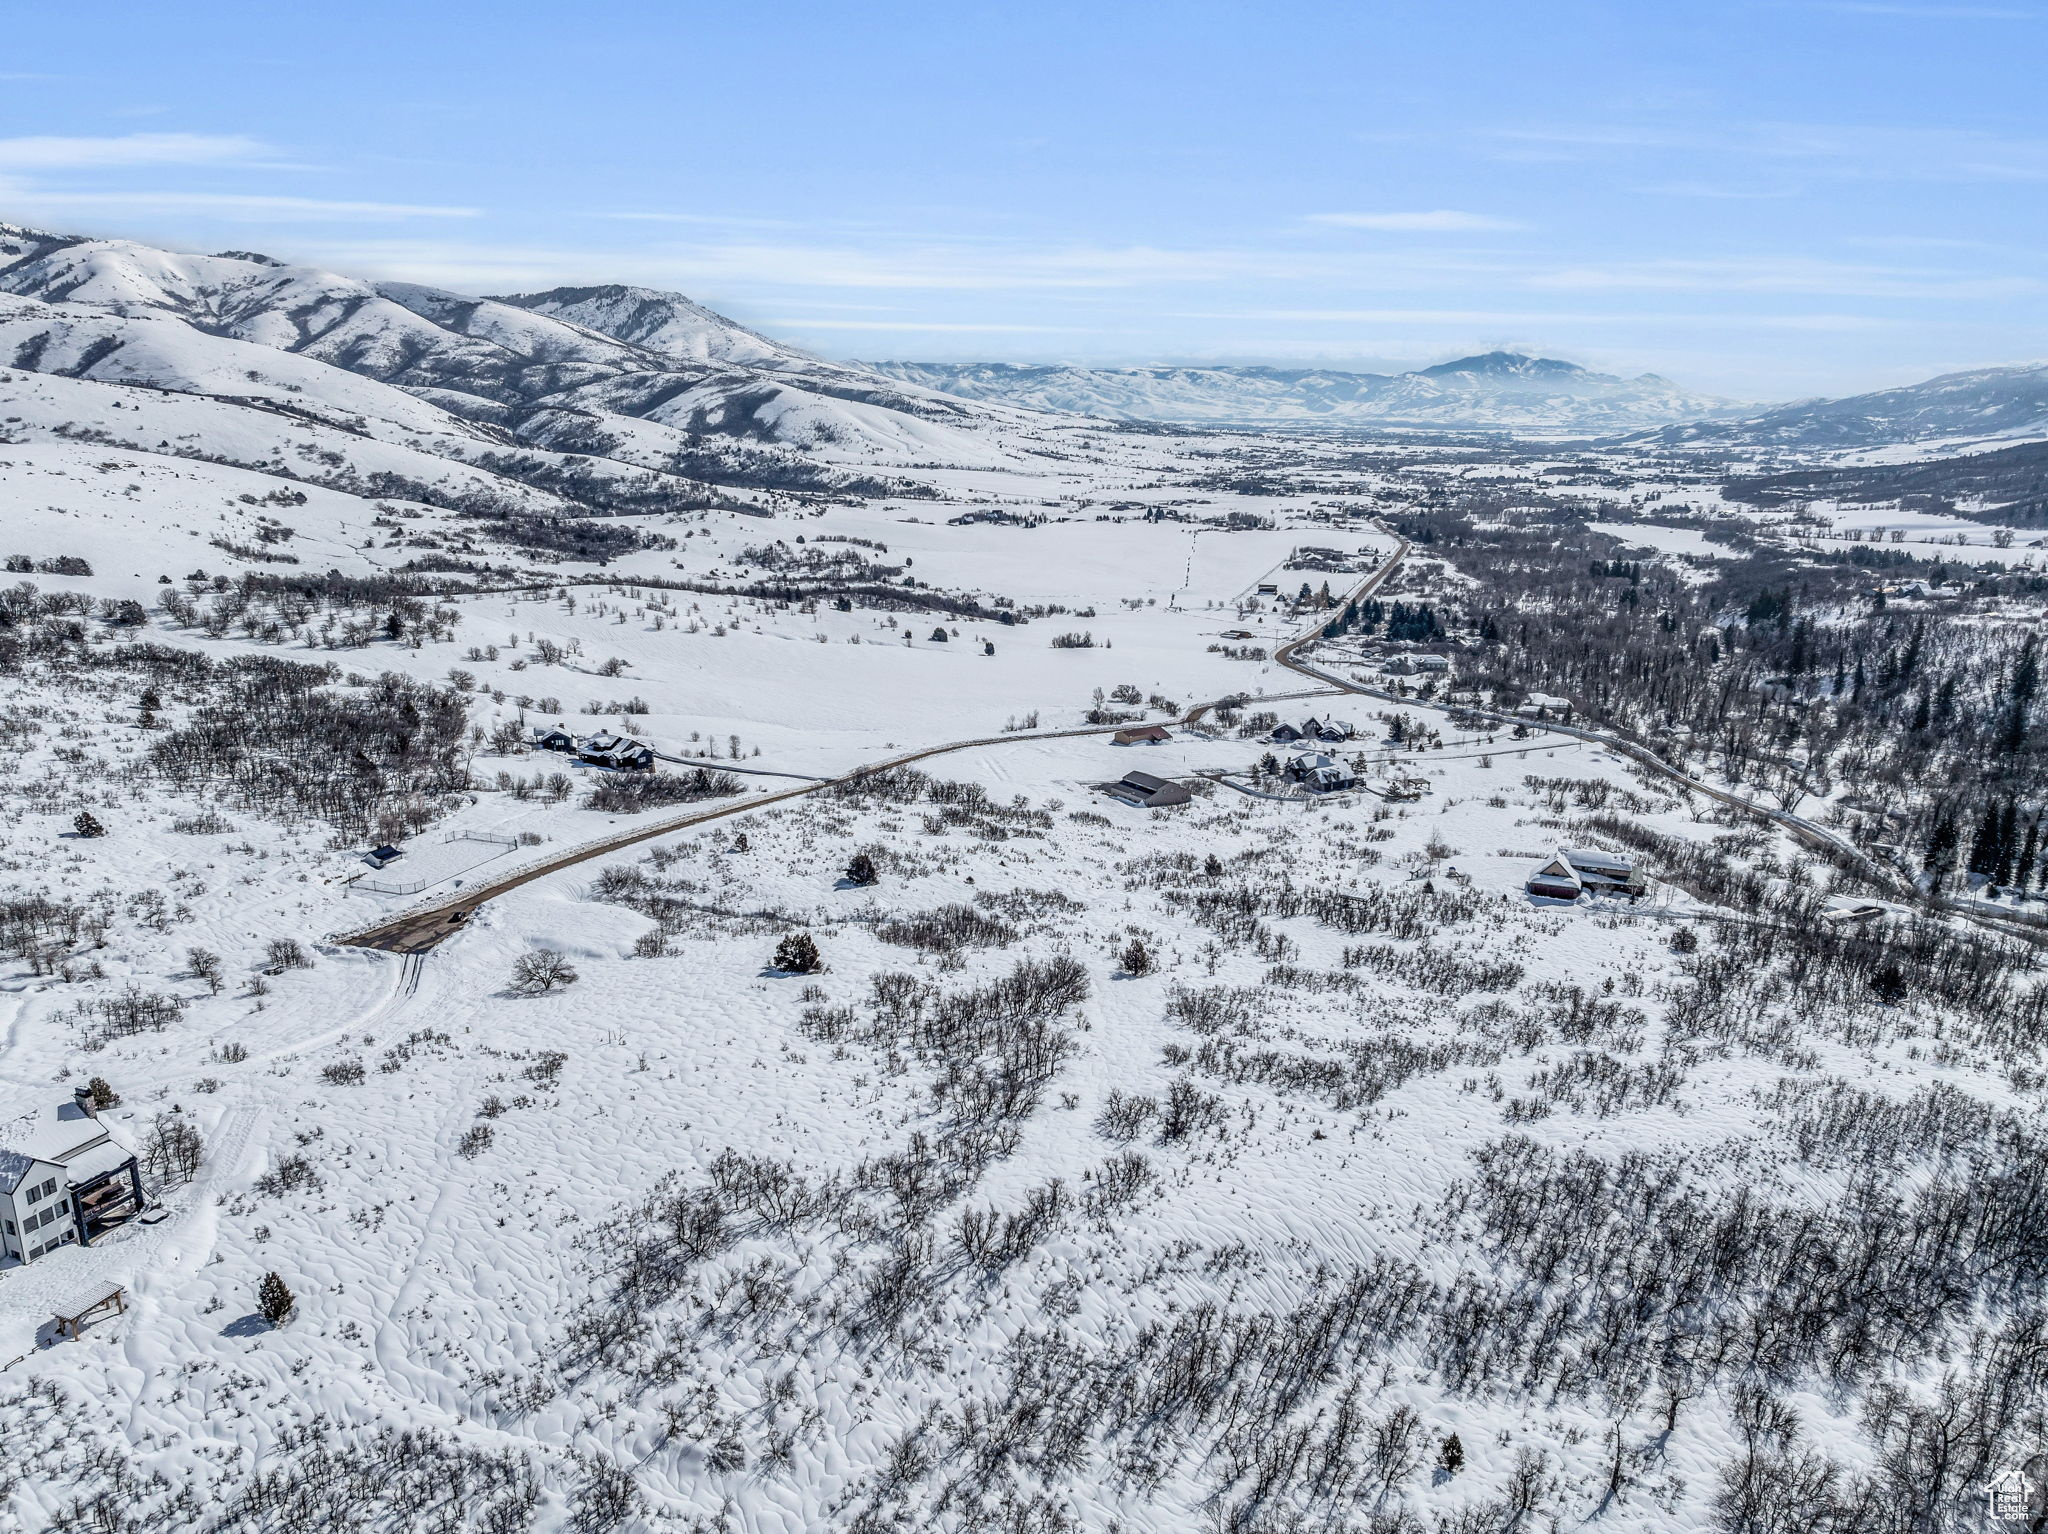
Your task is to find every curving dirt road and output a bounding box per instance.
[335,691,1347,954]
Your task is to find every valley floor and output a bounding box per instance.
[0,435,2035,1534]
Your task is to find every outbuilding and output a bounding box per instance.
[533,726,578,752]
[1114,725,1173,745]
[1103,770,1193,808]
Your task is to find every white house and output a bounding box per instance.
[1,1090,145,1265]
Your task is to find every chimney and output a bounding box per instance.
[73,1085,97,1118]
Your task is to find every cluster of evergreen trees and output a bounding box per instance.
[1322,597,1447,643]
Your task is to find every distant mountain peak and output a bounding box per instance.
[491,283,819,372]
[1416,351,1587,380]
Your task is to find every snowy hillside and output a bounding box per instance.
[1637,358,2048,450]
[869,352,1745,433]
[0,222,1037,511]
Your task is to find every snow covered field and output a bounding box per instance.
[5,222,2046,1534]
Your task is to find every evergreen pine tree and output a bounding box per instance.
[1995,801,2020,885]
[257,1272,295,1325]
[1119,938,1155,977]
[773,933,822,974]
[2020,820,2041,893]
[1440,1434,1465,1476]
[1968,802,2003,879]
[1925,811,1959,882]
[845,852,878,886]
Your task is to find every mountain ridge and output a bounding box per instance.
[1634,358,2048,450]
[863,352,1748,432]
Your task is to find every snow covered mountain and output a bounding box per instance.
[490,284,826,373]
[0,222,1036,536]
[1638,358,2048,450]
[867,351,1745,432]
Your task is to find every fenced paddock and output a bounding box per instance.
[349,831,525,896]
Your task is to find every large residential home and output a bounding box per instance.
[578,733,655,771]
[1,1089,145,1265]
[1286,752,1356,792]
[1270,717,1355,745]
[1527,847,1644,901]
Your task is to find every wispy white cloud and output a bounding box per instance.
[1490,121,2048,181]
[1635,181,1803,199]
[1306,210,1524,232]
[0,132,273,169]
[595,210,805,229]
[5,189,480,221]
[316,238,1358,292]
[1180,307,1900,332]
[0,131,475,224]
[1525,256,2040,299]
[761,319,1089,332]
[289,234,2037,315]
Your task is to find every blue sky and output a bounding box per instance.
[2,0,2044,399]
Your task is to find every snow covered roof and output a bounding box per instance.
[62,1136,137,1187]
[1561,847,1632,874]
[0,1097,114,1191]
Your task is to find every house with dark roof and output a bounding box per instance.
[1103,770,1193,808]
[578,733,654,771]
[1,1090,145,1265]
[1113,725,1173,745]
[533,725,578,752]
